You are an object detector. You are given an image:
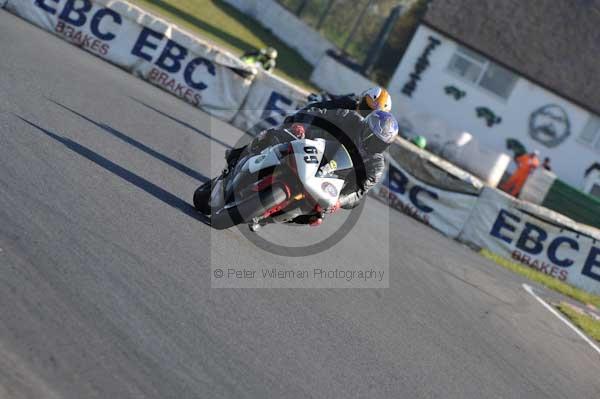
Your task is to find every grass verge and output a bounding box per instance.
[480,249,600,309]
[127,0,317,90]
[556,303,600,342]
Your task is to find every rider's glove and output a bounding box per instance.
[291,123,305,139]
[324,200,341,214]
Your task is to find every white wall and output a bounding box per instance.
[223,0,333,66]
[388,25,599,188]
[310,53,377,95]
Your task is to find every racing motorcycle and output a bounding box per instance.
[193,131,354,231]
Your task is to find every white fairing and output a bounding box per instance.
[209,147,281,210]
[291,139,345,208]
[209,178,224,209]
[209,138,347,220]
[247,148,281,174]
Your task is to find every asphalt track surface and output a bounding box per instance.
[0,10,599,399]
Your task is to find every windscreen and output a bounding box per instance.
[319,140,353,174]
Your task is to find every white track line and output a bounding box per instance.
[522,284,600,355]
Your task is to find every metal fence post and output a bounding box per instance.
[362,5,404,75]
[316,0,336,30]
[296,0,310,17]
[342,0,374,53]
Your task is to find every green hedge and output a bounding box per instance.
[542,179,600,230]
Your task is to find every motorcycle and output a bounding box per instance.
[193,130,354,231]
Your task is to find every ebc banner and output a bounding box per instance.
[460,188,600,294]
[374,157,478,238]
[7,0,255,120]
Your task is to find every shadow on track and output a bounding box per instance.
[129,97,232,149]
[14,115,210,225]
[46,98,208,184]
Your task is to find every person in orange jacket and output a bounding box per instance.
[500,151,540,197]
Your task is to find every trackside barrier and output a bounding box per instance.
[222,0,333,66]
[375,139,600,294]
[5,0,310,126]
[459,188,600,295]
[231,70,309,135]
[372,139,482,239]
[5,1,599,295]
[5,0,257,121]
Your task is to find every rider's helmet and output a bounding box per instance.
[358,87,392,116]
[361,110,399,154]
[263,47,278,60]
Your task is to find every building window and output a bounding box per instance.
[447,46,517,99]
[578,115,600,151]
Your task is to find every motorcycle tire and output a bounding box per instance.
[210,185,288,230]
[193,179,213,215]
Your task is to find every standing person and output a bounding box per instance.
[500,151,541,197]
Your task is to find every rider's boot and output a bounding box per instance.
[249,218,268,232]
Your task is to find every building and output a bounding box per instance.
[388,0,600,188]
[584,163,600,197]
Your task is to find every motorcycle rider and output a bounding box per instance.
[241,47,278,72]
[230,108,399,227]
[225,87,392,171]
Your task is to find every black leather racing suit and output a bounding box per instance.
[225,93,361,169]
[282,93,360,124]
[289,107,386,210]
[243,107,385,212]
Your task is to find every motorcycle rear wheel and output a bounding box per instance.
[193,179,214,215]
